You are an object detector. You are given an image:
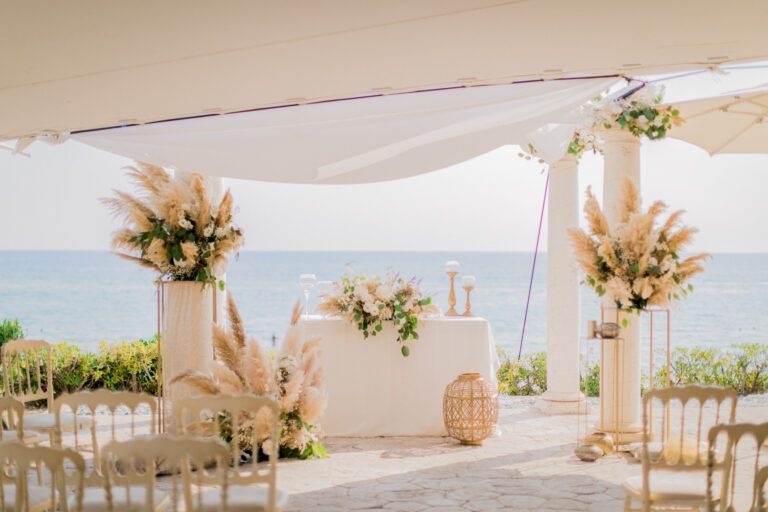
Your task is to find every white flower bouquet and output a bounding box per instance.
[569,176,709,316]
[102,162,244,289]
[317,268,440,356]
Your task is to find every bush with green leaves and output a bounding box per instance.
[497,343,768,397]
[0,318,24,347]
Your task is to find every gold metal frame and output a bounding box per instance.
[578,307,672,451]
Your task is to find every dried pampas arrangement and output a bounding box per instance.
[569,176,709,314]
[172,293,328,459]
[102,162,244,288]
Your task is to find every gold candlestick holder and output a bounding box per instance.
[462,275,476,316]
[446,271,459,316]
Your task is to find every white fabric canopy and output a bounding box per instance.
[73,78,615,183]
[2,1,767,140]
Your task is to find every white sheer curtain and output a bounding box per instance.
[74,78,616,184]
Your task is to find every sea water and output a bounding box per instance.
[0,251,766,354]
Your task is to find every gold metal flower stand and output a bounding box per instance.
[577,307,671,454]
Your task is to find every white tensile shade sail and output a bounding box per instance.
[670,88,768,154]
[2,0,768,140]
[73,78,616,184]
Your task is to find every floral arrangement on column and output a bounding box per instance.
[317,267,440,356]
[102,162,243,288]
[519,84,684,162]
[568,176,709,315]
[173,294,328,459]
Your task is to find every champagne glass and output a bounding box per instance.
[299,274,316,318]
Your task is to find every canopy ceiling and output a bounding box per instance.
[73,78,615,184]
[2,0,768,140]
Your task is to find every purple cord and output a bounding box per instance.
[517,170,549,360]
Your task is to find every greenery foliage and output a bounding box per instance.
[0,318,24,347]
[0,335,159,398]
[497,344,768,397]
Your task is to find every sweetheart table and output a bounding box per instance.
[298,316,499,437]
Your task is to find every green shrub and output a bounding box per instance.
[0,318,24,347]
[496,348,547,395]
[497,344,768,397]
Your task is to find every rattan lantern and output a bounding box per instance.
[443,373,499,445]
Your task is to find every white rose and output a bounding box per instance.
[649,257,658,267]
[178,218,193,230]
[203,224,215,237]
[375,284,392,301]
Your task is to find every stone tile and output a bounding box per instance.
[146,396,768,512]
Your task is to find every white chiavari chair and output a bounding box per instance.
[623,384,738,512]
[100,435,230,511]
[0,440,85,512]
[176,394,289,511]
[53,389,158,510]
[2,340,93,446]
[707,422,768,512]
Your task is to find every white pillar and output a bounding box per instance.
[600,130,642,438]
[536,154,586,414]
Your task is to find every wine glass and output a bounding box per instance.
[299,274,316,318]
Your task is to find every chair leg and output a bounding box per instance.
[624,494,633,512]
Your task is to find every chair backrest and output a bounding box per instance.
[54,389,157,485]
[175,394,279,508]
[0,440,84,512]
[0,397,26,441]
[1,340,54,410]
[707,422,768,512]
[101,435,230,512]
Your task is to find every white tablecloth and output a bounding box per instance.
[299,316,499,437]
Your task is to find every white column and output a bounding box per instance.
[536,154,586,414]
[600,130,642,438]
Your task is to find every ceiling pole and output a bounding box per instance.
[599,129,643,441]
[536,153,586,414]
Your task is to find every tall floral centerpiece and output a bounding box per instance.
[568,176,709,318]
[174,295,328,459]
[103,162,244,431]
[317,267,439,356]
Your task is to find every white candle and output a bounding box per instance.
[445,260,460,273]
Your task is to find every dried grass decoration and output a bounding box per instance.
[173,294,328,460]
[102,162,244,289]
[568,176,709,315]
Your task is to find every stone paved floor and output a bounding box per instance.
[274,396,768,512]
[48,395,768,511]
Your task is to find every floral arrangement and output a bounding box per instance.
[519,84,683,161]
[568,176,709,315]
[102,162,243,289]
[173,294,327,459]
[567,84,683,157]
[316,268,440,357]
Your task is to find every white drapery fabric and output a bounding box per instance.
[300,316,498,436]
[74,78,616,184]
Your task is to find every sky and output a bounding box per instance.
[1,67,767,253]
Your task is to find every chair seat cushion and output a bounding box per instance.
[623,471,718,503]
[74,486,169,512]
[198,485,289,511]
[1,430,44,444]
[23,413,93,432]
[2,483,54,512]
